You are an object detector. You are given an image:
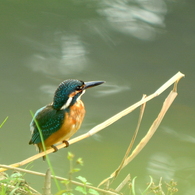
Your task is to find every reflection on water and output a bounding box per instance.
[162,126,195,144]
[147,152,176,180]
[39,82,131,100]
[28,35,88,76]
[96,83,131,96]
[39,84,56,100]
[147,152,195,195]
[1,0,194,194]
[97,0,167,40]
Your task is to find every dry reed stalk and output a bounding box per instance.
[108,95,147,182]
[0,72,184,173]
[98,83,178,187]
[43,169,51,195]
[0,164,120,195]
[115,174,131,192]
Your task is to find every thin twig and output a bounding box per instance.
[113,95,147,179]
[98,88,178,187]
[0,164,120,195]
[43,169,51,195]
[124,90,178,167]
[115,174,131,192]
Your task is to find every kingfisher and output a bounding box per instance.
[29,79,104,160]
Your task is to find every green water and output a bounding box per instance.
[0,0,195,194]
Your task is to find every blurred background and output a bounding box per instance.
[0,0,195,194]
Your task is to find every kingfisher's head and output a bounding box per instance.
[52,79,104,110]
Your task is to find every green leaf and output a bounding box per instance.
[76,176,87,183]
[10,172,22,178]
[71,168,80,173]
[55,191,74,195]
[75,186,87,194]
[131,176,137,195]
[67,152,74,161]
[0,116,8,128]
[76,176,91,185]
[61,179,70,185]
[64,193,74,195]
[88,188,99,195]
[10,187,20,195]
[76,158,84,166]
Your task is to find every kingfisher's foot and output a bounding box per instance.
[51,145,58,153]
[63,140,69,148]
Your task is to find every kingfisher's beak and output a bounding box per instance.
[84,81,105,89]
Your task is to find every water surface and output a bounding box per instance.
[0,0,195,194]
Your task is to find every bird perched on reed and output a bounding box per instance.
[29,79,104,159]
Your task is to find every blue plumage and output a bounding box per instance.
[52,79,84,110]
[29,79,105,158]
[29,105,65,144]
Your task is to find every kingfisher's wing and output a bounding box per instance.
[29,105,65,144]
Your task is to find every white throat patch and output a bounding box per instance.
[60,90,85,110]
[77,90,85,101]
[61,97,73,110]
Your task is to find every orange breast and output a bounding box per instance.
[41,100,85,150]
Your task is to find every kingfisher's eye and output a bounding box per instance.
[76,86,83,90]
